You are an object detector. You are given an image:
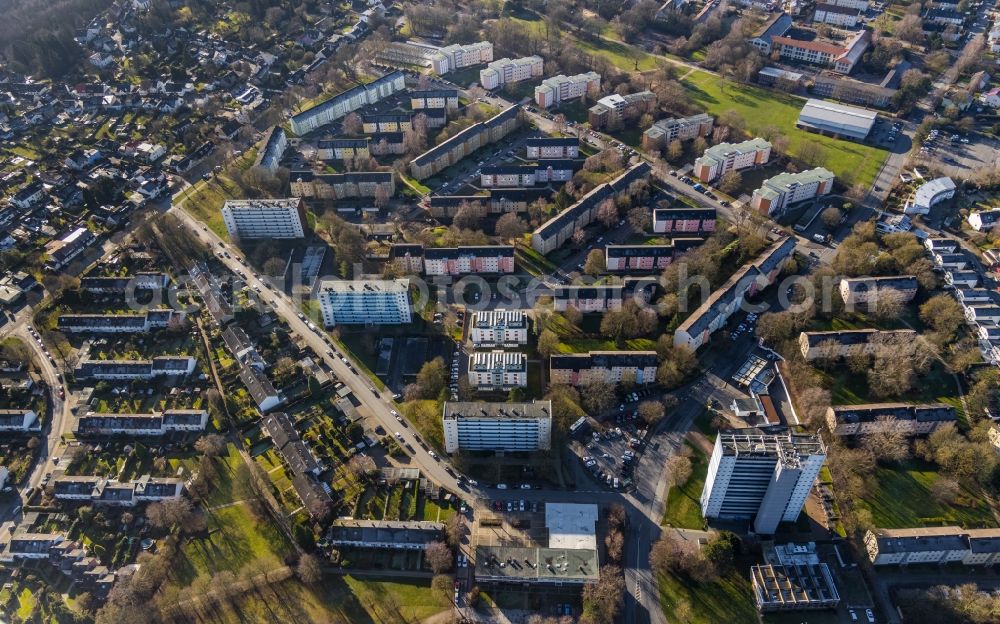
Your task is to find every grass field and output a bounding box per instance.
[557,337,657,353]
[172,575,450,624]
[175,177,233,239]
[658,568,758,624]
[680,71,888,188]
[857,459,996,529]
[663,442,708,529]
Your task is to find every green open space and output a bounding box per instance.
[857,459,996,529]
[175,176,239,239]
[175,575,449,624]
[680,71,888,188]
[657,568,757,624]
[663,442,708,529]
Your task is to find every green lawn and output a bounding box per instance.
[857,459,996,529]
[15,587,36,620]
[658,569,758,624]
[173,575,449,624]
[681,71,888,188]
[556,337,657,353]
[175,178,232,239]
[663,442,708,529]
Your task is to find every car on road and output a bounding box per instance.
[428,451,439,460]
[496,483,508,489]
[866,609,875,623]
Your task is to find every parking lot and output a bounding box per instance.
[428,128,552,196]
[922,128,1000,181]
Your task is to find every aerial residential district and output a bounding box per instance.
[1,0,1000,623]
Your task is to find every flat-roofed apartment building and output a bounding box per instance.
[826,403,956,441]
[550,351,658,386]
[475,503,600,585]
[221,198,307,240]
[442,400,552,453]
[642,113,714,151]
[290,71,405,135]
[410,106,522,180]
[525,137,579,159]
[751,563,840,612]
[653,208,717,235]
[470,310,528,346]
[430,41,494,74]
[289,171,395,201]
[798,328,917,360]
[316,279,411,327]
[588,91,657,130]
[751,168,835,217]
[839,275,918,306]
[552,277,655,312]
[534,72,601,108]
[480,56,543,90]
[468,351,527,390]
[693,138,771,183]
[701,428,826,534]
[531,162,651,254]
[316,138,370,161]
[865,527,1000,566]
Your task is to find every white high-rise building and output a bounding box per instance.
[468,351,527,390]
[693,138,771,183]
[701,429,826,534]
[221,198,307,240]
[470,310,528,346]
[480,56,544,90]
[442,401,552,453]
[315,279,412,327]
[534,72,601,108]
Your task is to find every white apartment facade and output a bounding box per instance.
[693,138,771,183]
[751,168,835,217]
[534,72,601,108]
[470,310,529,346]
[316,279,412,327]
[525,138,579,159]
[468,351,527,390]
[442,401,552,453]
[432,42,494,74]
[221,198,307,240]
[701,429,826,534]
[480,56,543,90]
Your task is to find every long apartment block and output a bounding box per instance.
[410,106,522,180]
[52,474,184,507]
[531,162,651,255]
[315,279,412,327]
[221,198,307,240]
[549,351,658,386]
[74,409,209,436]
[75,356,197,380]
[57,309,185,333]
[289,171,395,201]
[442,401,552,453]
[290,71,405,135]
[865,527,1000,566]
